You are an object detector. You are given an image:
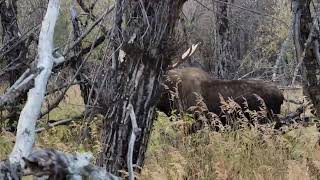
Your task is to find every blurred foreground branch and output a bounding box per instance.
[23,149,120,180]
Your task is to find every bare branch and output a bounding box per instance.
[275,106,305,129]
[45,80,86,96]
[76,0,110,34]
[35,115,83,133]
[62,5,114,57]
[210,0,289,27]
[0,68,43,110]
[127,104,141,180]
[40,29,101,119]
[192,0,252,39]
[76,0,96,19]
[0,5,111,113]
[23,149,120,179]
[0,24,39,58]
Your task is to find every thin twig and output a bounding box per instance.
[210,0,289,27]
[0,3,112,117]
[138,0,150,40]
[0,24,40,58]
[35,115,83,133]
[45,81,86,96]
[63,5,114,56]
[193,0,253,36]
[0,68,42,109]
[40,28,102,118]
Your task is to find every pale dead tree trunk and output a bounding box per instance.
[214,0,234,79]
[292,0,320,117]
[0,1,119,179]
[9,0,61,167]
[0,0,61,178]
[96,0,187,175]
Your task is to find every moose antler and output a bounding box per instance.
[168,42,200,70]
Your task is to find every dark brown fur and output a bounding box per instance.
[201,79,284,116]
[157,67,212,115]
[157,68,284,120]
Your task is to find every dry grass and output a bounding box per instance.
[141,87,320,180]
[1,86,320,180]
[141,112,320,180]
[41,85,85,120]
[0,85,92,159]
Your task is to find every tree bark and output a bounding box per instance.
[214,0,234,79]
[9,0,61,166]
[96,0,187,175]
[70,3,91,106]
[0,0,28,125]
[292,0,320,117]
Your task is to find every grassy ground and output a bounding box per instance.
[1,86,320,179]
[141,113,320,180]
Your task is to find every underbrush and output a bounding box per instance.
[141,113,320,180]
[0,117,102,161]
[1,111,320,179]
[0,87,319,179]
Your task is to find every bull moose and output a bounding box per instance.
[157,67,284,121]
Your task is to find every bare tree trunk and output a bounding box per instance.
[214,0,234,79]
[0,1,61,178]
[9,0,61,165]
[96,0,187,175]
[0,0,28,125]
[292,0,320,117]
[0,1,120,178]
[70,3,91,106]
